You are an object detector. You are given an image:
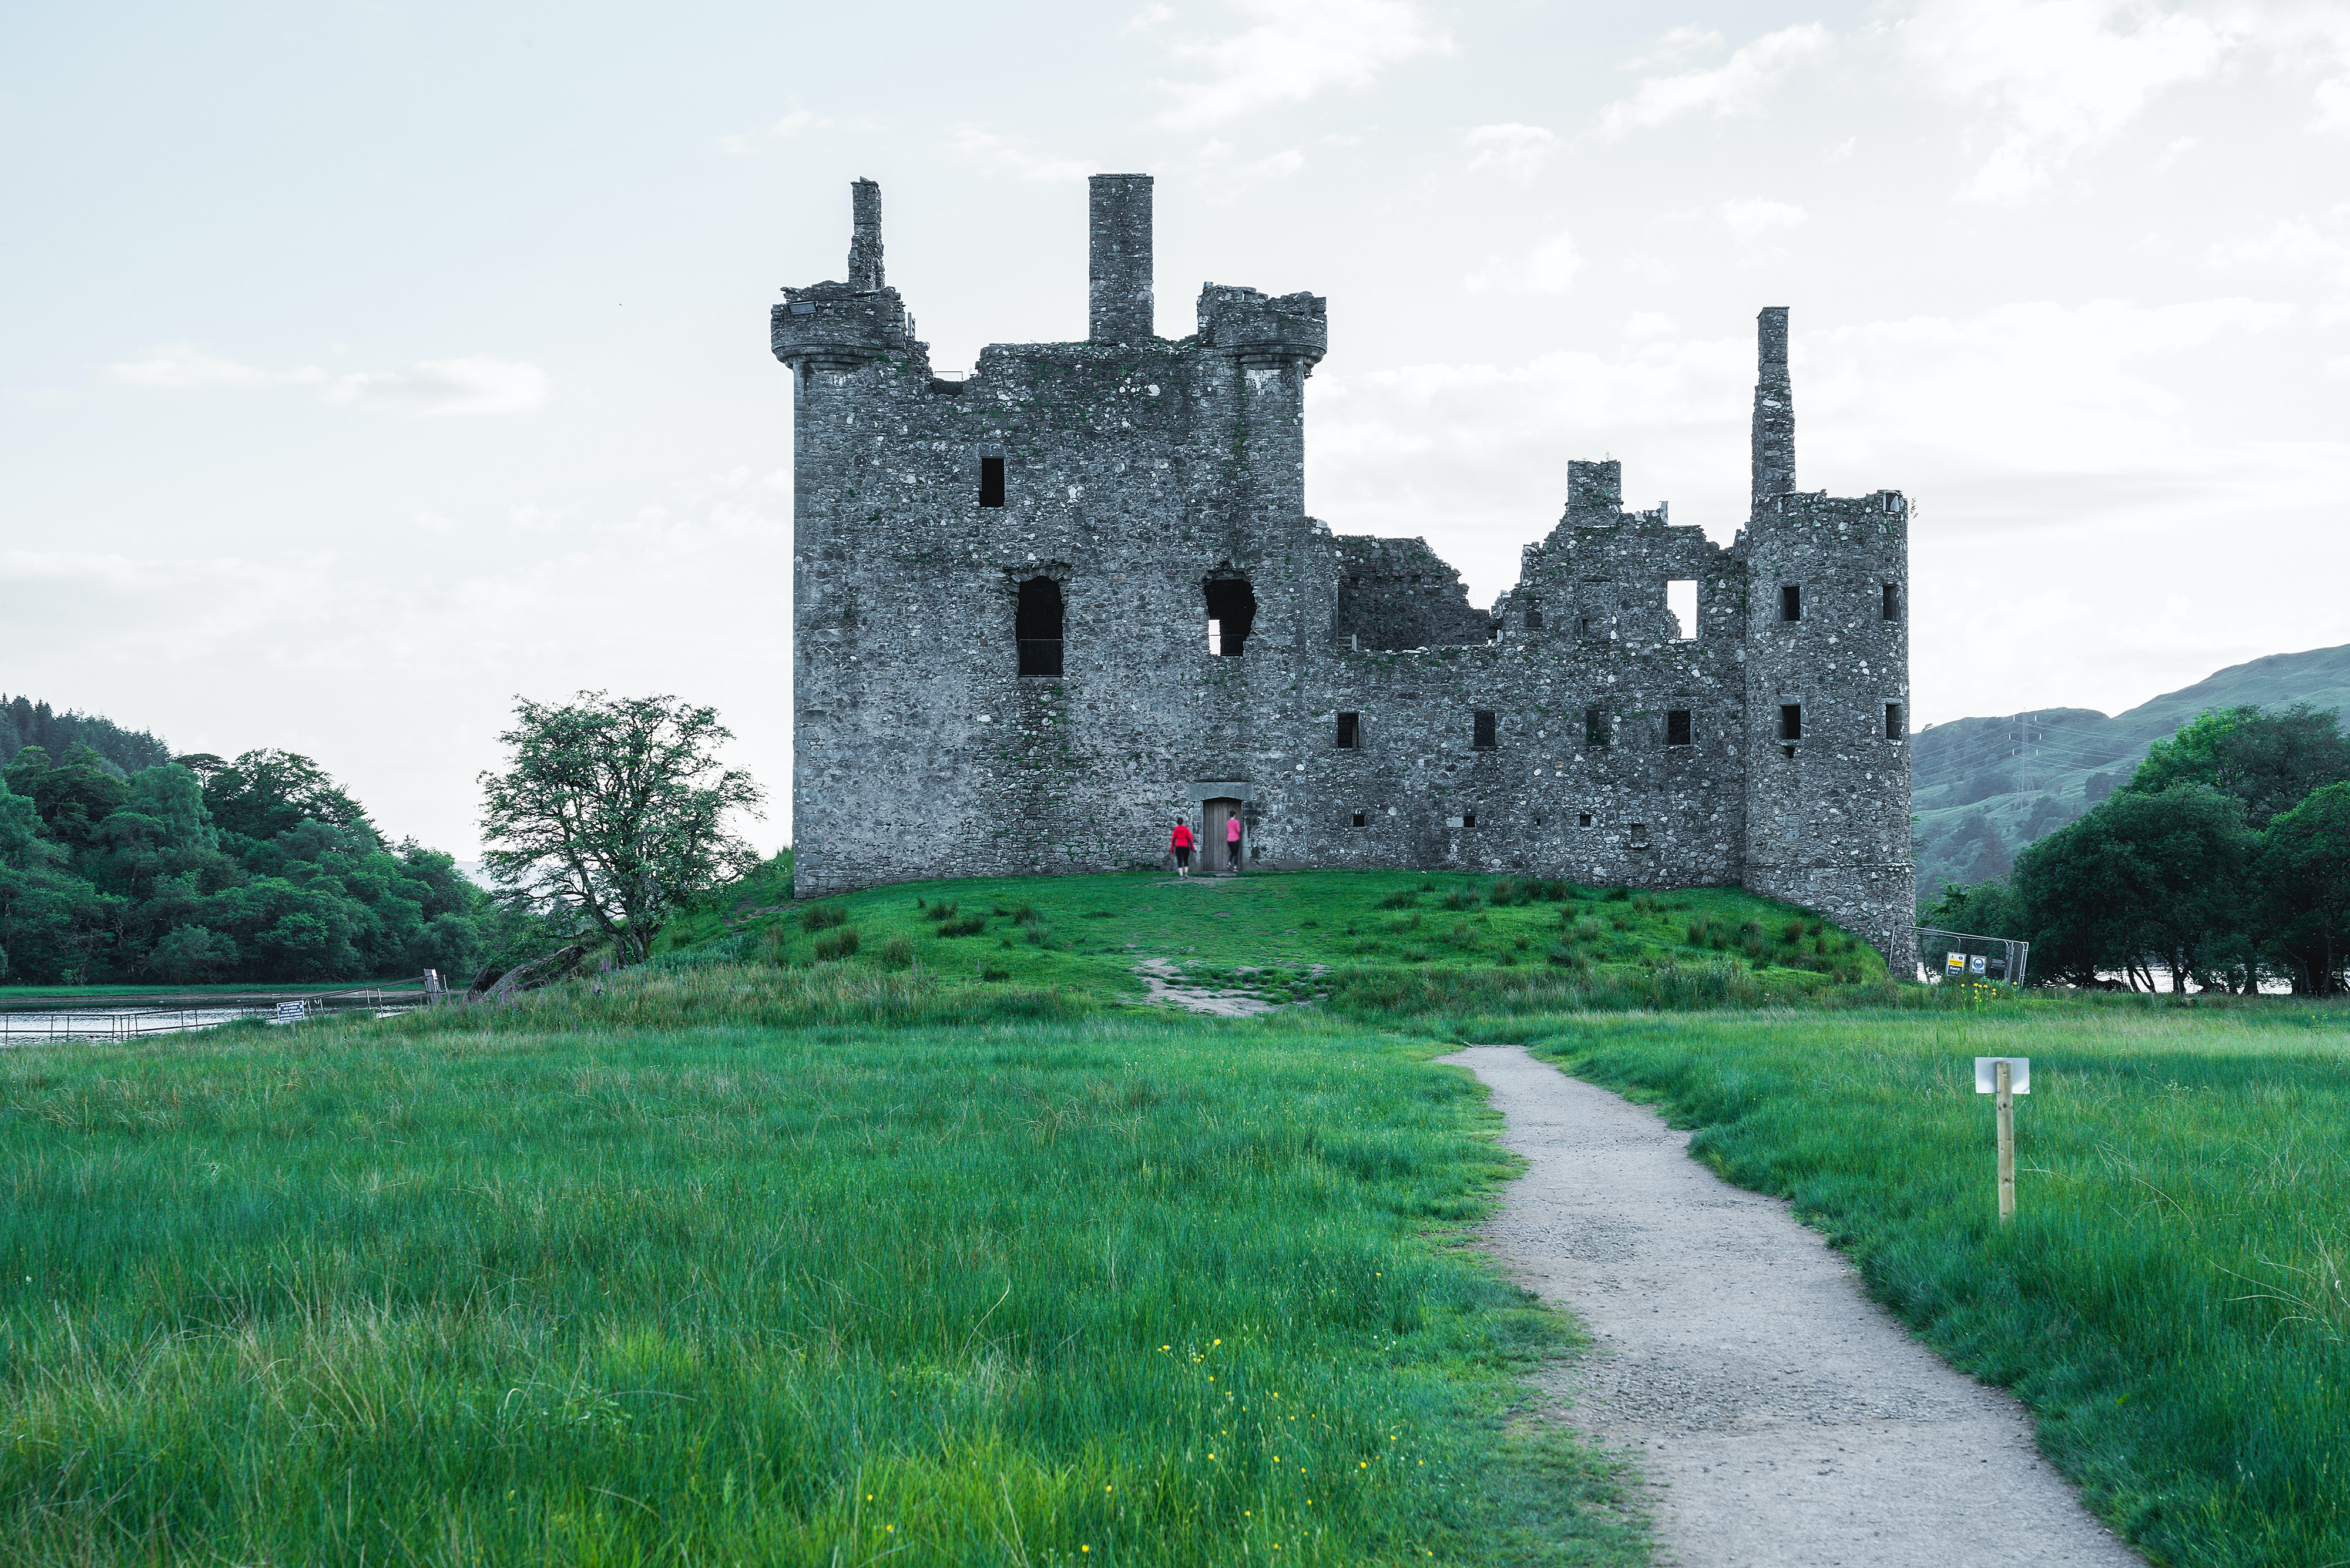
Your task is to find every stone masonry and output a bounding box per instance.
[771,176,1916,970]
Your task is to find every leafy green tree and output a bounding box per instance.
[479,693,764,967]
[201,749,378,846]
[1921,878,2026,942]
[2013,784,2252,990]
[145,924,241,983]
[4,744,131,851]
[2258,781,2350,996]
[2126,703,2350,830]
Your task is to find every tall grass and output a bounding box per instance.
[0,1000,1644,1566]
[1531,1003,2350,1567]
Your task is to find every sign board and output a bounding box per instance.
[1968,953,1989,976]
[1973,1056,2030,1094]
[1946,951,1967,976]
[274,1001,307,1023]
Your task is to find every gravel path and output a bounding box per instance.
[1441,1045,2142,1568]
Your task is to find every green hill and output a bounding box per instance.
[1912,642,2350,901]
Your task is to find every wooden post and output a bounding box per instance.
[1996,1058,2016,1224]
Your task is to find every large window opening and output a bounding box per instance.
[979,455,1006,508]
[1472,710,1496,750]
[1584,705,1610,748]
[1666,709,1693,747]
[1336,711,1360,749]
[1667,580,1699,639]
[1778,703,1802,742]
[1780,583,1802,622]
[1204,577,1256,657]
[1016,577,1063,676]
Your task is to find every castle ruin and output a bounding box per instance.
[773,176,1916,970]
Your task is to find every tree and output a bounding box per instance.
[2014,785,2251,991]
[2258,781,2350,996]
[478,693,764,967]
[201,749,378,846]
[2125,703,2350,830]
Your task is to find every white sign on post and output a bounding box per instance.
[1973,1057,2030,1094]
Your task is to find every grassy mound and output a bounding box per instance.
[653,865,1885,1017]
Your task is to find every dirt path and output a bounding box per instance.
[1441,1045,2142,1568]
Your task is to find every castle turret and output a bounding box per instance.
[1740,308,1916,972]
[771,179,918,378]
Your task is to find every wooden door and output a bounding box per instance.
[1203,798,1241,874]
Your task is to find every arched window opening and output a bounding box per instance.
[1204,577,1256,657]
[1016,577,1063,677]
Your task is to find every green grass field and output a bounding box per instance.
[1508,1000,2350,1568]
[9,861,2350,1566]
[0,986,1647,1567]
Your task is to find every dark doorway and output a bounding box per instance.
[1016,577,1063,676]
[1202,797,1244,874]
[1204,577,1256,657]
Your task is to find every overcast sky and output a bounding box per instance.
[5,0,2345,855]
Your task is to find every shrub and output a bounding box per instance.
[813,927,860,961]
[1011,904,1043,925]
[936,914,988,938]
[878,935,914,969]
[801,904,849,932]
[1375,890,1419,910]
[1441,889,1480,911]
[1606,886,1632,902]
[925,901,958,923]
[978,960,1012,981]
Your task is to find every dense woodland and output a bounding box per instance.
[0,700,540,985]
[1927,703,2350,993]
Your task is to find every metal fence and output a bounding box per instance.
[1916,927,2030,986]
[0,983,431,1043]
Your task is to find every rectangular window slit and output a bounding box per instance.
[1472,710,1496,750]
[978,455,1006,508]
[1666,709,1692,747]
[1779,703,1802,743]
[1885,702,1903,740]
[1780,583,1802,622]
[1584,706,1609,748]
[1351,811,1367,828]
[1336,711,1359,750]
[1882,583,1900,620]
[1666,580,1698,639]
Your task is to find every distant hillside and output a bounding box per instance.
[1912,643,2350,901]
[0,695,171,777]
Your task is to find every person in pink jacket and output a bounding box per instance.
[1226,811,1242,872]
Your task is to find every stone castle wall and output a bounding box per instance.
[772,175,1916,969]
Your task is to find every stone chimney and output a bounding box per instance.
[1087,174,1154,344]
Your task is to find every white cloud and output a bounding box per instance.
[1463,123,1559,179]
[1126,4,1176,29]
[948,126,1097,182]
[1247,147,1306,177]
[319,357,548,417]
[105,345,324,391]
[1156,0,1449,129]
[1717,197,1807,248]
[105,347,547,415]
[1900,0,2237,202]
[1463,231,1583,295]
[771,109,826,136]
[1620,26,1725,73]
[2316,75,2350,132]
[1598,23,1828,139]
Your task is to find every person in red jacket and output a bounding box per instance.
[1170,818,1194,877]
